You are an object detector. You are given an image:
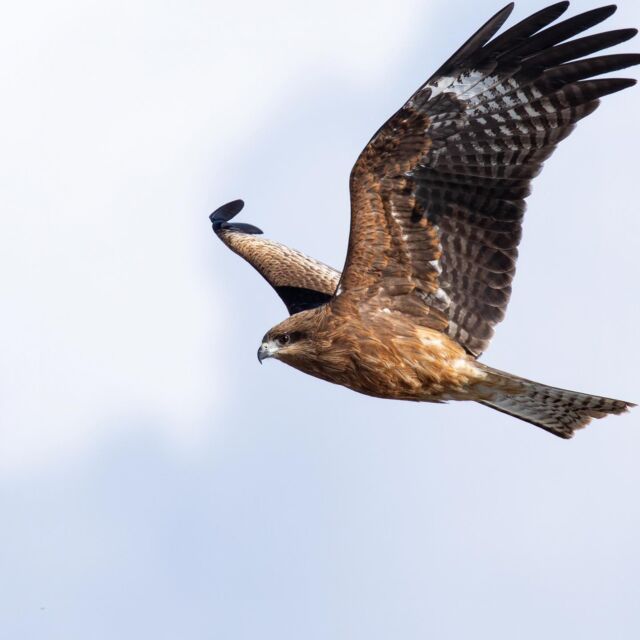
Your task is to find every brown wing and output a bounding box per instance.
[342,2,639,355]
[211,200,339,314]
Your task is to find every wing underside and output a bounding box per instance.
[211,200,339,315]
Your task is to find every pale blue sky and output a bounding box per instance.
[1,1,639,638]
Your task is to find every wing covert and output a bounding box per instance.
[211,200,339,315]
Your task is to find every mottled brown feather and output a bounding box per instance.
[340,3,640,355]
[217,229,339,295]
[217,228,339,314]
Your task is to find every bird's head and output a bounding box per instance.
[258,309,324,366]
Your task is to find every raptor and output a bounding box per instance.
[212,2,637,438]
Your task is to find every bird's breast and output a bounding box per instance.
[296,310,485,401]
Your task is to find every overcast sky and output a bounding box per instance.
[1,0,639,638]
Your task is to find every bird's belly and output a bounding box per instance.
[310,328,483,402]
[344,359,479,402]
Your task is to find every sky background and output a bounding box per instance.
[1,0,639,638]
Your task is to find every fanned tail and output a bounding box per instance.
[477,366,635,439]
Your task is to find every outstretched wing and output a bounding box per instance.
[342,2,639,355]
[211,200,340,315]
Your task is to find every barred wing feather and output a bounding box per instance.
[342,2,639,355]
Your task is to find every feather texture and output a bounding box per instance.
[212,201,339,315]
[341,2,639,355]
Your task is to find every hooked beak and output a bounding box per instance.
[257,342,273,364]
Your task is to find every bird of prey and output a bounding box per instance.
[211,2,637,438]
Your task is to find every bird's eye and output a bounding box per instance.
[277,334,290,346]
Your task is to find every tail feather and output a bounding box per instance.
[477,366,634,439]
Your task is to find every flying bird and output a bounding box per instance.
[212,2,637,438]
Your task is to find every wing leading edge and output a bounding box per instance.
[211,200,339,315]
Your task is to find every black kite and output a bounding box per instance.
[212,2,637,438]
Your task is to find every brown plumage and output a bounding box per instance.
[212,2,637,439]
[213,200,339,314]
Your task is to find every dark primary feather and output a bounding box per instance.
[500,5,617,60]
[342,2,639,356]
[210,200,263,234]
[432,3,515,78]
[527,28,638,66]
[210,199,247,227]
[477,2,570,60]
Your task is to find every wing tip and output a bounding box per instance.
[209,199,263,234]
[210,199,245,225]
[430,1,515,78]
[575,4,618,27]
[600,4,618,17]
